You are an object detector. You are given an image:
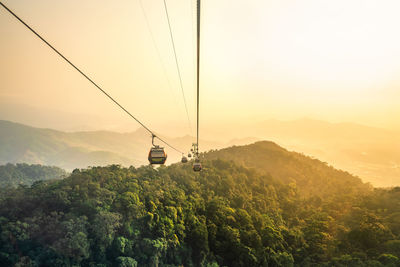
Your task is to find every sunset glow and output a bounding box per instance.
[1,0,400,134]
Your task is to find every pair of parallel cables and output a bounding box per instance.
[0,0,202,156]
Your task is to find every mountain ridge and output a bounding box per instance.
[0,120,224,170]
[203,141,371,197]
[1,119,399,187]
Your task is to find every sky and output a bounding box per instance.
[1,0,400,137]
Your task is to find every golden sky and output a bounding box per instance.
[1,0,400,135]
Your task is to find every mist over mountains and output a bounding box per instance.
[0,120,221,171]
[1,119,399,187]
[251,119,400,188]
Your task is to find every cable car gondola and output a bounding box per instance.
[193,159,202,172]
[148,145,167,165]
[181,155,188,163]
[148,135,167,165]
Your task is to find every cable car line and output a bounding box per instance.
[196,0,201,154]
[0,1,183,155]
[192,0,202,172]
[137,0,180,113]
[162,0,193,136]
[190,0,197,99]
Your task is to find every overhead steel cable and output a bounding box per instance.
[0,1,183,154]
[137,0,179,110]
[196,0,201,155]
[190,0,197,98]
[162,0,193,136]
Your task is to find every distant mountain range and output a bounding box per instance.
[0,120,225,171]
[0,119,399,187]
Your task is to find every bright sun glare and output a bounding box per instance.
[1,0,400,131]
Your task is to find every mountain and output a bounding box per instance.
[0,163,67,188]
[0,142,398,266]
[203,141,371,198]
[1,119,399,187]
[237,119,400,187]
[0,120,137,170]
[0,120,223,171]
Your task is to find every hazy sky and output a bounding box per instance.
[1,0,400,136]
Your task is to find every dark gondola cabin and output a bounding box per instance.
[193,161,202,172]
[181,156,188,163]
[148,146,167,165]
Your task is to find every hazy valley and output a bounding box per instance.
[1,119,399,187]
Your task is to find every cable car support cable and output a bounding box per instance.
[192,0,202,171]
[0,1,183,154]
[162,0,193,136]
[138,0,180,113]
[196,0,201,156]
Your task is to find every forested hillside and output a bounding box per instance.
[0,142,399,266]
[204,141,371,198]
[0,163,67,188]
[242,119,400,187]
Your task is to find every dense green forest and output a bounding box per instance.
[204,142,372,198]
[0,163,67,188]
[0,142,399,266]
